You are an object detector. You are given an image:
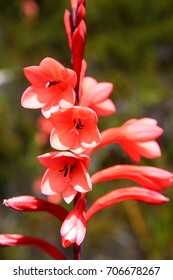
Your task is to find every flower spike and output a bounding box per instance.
[6,0,172,261]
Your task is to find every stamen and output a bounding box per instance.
[59,163,69,177]
[45,81,60,88]
[70,164,75,173]
[74,119,84,130]
[59,162,75,177]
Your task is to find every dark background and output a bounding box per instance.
[0,0,173,259]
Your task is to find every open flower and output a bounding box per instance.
[87,118,163,162]
[50,106,100,154]
[60,197,86,247]
[21,57,77,118]
[37,151,92,203]
[79,76,116,116]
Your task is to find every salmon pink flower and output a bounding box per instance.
[112,118,163,162]
[79,76,116,116]
[37,151,92,203]
[21,57,77,118]
[0,234,66,260]
[60,197,86,247]
[87,118,163,162]
[91,165,173,191]
[50,106,100,154]
[86,187,169,221]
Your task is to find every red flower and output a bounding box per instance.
[3,195,68,222]
[37,151,92,204]
[86,187,169,221]
[50,106,100,154]
[79,76,116,116]
[21,57,77,118]
[91,165,173,191]
[0,234,66,260]
[87,118,163,162]
[60,197,86,247]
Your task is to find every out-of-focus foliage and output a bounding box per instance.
[0,0,173,259]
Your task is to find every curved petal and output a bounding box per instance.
[88,82,113,103]
[23,66,47,84]
[91,99,116,116]
[135,141,162,159]
[40,57,65,80]
[62,186,77,204]
[21,87,44,109]
[41,169,66,195]
[80,121,101,148]
[72,163,92,192]
[82,76,97,92]
[76,218,86,246]
[50,128,72,150]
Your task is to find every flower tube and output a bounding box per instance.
[0,234,66,260]
[86,187,169,222]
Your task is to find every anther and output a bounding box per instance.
[59,163,69,177]
[70,164,75,173]
[74,119,84,130]
[45,81,60,88]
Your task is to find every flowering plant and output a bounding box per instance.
[1,0,172,260]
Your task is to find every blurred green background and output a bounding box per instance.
[0,0,173,260]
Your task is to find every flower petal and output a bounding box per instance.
[21,87,44,109]
[41,169,66,195]
[73,162,92,192]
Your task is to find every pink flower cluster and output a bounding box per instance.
[1,0,172,260]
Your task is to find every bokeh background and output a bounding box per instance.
[0,0,173,260]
